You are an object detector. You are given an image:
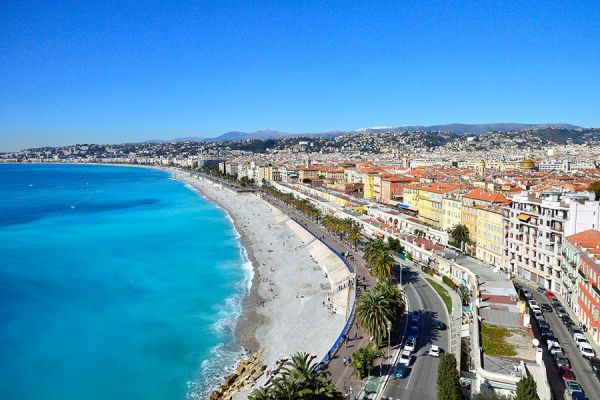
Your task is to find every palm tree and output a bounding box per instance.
[356,282,405,345]
[449,224,470,248]
[363,239,386,265]
[248,386,273,400]
[368,247,395,281]
[249,353,342,400]
[351,343,383,379]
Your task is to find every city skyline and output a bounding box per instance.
[2,1,600,151]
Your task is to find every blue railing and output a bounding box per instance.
[290,217,356,367]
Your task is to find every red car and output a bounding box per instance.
[560,367,576,381]
[545,290,555,300]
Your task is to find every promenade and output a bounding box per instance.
[261,192,384,397]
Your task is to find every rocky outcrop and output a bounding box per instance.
[209,349,265,400]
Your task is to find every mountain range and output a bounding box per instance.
[141,123,582,143]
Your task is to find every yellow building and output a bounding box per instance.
[461,188,507,255]
[299,168,319,182]
[417,183,462,229]
[362,174,375,200]
[403,185,420,211]
[458,160,485,175]
[475,206,505,266]
[442,195,463,231]
[255,165,273,183]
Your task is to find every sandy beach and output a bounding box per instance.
[170,169,348,397]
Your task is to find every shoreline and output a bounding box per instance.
[168,168,348,398]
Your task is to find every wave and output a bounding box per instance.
[172,170,257,398]
[186,210,255,399]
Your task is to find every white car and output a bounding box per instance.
[398,350,412,365]
[547,339,561,351]
[573,333,588,346]
[579,342,595,359]
[429,345,441,357]
[404,336,416,353]
[528,299,538,307]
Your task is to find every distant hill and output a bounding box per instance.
[141,123,583,143]
[363,123,581,134]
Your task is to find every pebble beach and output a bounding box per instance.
[170,169,347,397]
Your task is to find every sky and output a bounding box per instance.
[1,1,599,151]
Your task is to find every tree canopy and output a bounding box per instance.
[355,281,404,345]
[248,352,343,400]
[515,376,539,400]
[437,353,460,400]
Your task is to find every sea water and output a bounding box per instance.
[0,164,251,400]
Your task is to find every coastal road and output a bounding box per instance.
[379,268,449,400]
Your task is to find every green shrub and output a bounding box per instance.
[442,275,457,290]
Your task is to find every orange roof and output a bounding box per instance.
[565,229,600,248]
[420,183,463,194]
[463,188,507,203]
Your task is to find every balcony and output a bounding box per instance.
[593,284,600,298]
[578,269,589,282]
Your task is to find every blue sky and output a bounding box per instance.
[1,1,599,151]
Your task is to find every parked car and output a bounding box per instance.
[556,307,569,318]
[429,344,441,357]
[564,380,583,396]
[552,351,566,362]
[547,339,561,351]
[404,336,417,352]
[561,316,573,326]
[555,356,571,369]
[411,310,421,322]
[398,350,412,365]
[579,342,596,359]
[393,363,406,379]
[537,286,547,294]
[573,333,588,346]
[541,304,553,313]
[538,320,550,330]
[528,299,538,307]
[569,325,583,337]
[560,367,576,381]
[588,357,600,372]
[409,320,419,334]
[567,392,585,400]
[551,297,561,307]
[522,289,532,299]
[433,319,446,330]
[541,327,554,338]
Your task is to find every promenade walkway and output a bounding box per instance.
[261,193,381,398]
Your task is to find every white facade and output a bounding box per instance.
[565,192,600,236]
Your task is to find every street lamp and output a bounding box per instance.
[387,320,392,359]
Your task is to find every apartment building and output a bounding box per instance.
[417,183,462,229]
[475,205,505,267]
[562,230,600,346]
[379,175,415,205]
[442,194,462,231]
[461,189,507,255]
[504,191,569,291]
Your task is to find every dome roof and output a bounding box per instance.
[519,159,535,169]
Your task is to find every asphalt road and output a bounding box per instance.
[525,287,600,400]
[380,268,449,400]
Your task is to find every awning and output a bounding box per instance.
[517,213,531,222]
[397,203,410,209]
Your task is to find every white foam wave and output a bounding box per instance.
[185,212,255,399]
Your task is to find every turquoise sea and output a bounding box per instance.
[0,164,251,400]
